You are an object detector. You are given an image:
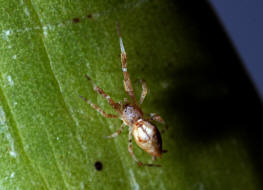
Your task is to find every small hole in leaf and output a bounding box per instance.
[94,161,103,171]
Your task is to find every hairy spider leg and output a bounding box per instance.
[80,95,118,118]
[85,75,121,113]
[116,22,137,104]
[150,113,165,124]
[139,79,148,105]
[150,113,168,131]
[105,123,125,138]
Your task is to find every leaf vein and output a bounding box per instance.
[0,75,49,190]
[26,1,72,189]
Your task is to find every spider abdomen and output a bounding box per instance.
[133,119,163,157]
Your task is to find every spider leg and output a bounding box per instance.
[85,75,121,113]
[105,123,125,138]
[150,113,165,124]
[116,22,137,104]
[150,113,168,131]
[80,95,118,118]
[139,79,148,105]
[128,127,160,167]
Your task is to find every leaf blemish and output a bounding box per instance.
[2,30,11,40]
[24,7,30,16]
[42,26,48,36]
[7,75,14,86]
[10,172,15,179]
[0,107,18,158]
[72,18,80,23]
[87,14,93,19]
[4,30,11,36]
[94,161,103,171]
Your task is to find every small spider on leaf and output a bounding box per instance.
[80,23,167,167]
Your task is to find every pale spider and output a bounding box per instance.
[80,23,167,166]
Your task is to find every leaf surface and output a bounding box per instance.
[0,0,261,189]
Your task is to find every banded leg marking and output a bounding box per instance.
[116,22,137,104]
[80,95,118,118]
[85,75,121,112]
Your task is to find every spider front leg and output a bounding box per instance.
[117,23,137,104]
[80,96,118,118]
[85,75,121,113]
[105,123,125,138]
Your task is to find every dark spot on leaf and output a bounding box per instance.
[72,18,80,23]
[94,161,103,171]
[87,14,93,19]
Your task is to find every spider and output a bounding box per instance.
[80,23,167,166]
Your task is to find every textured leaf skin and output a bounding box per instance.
[0,0,262,189]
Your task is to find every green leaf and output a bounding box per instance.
[0,0,262,189]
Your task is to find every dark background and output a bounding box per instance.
[165,1,263,188]
[209,0,263,101]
